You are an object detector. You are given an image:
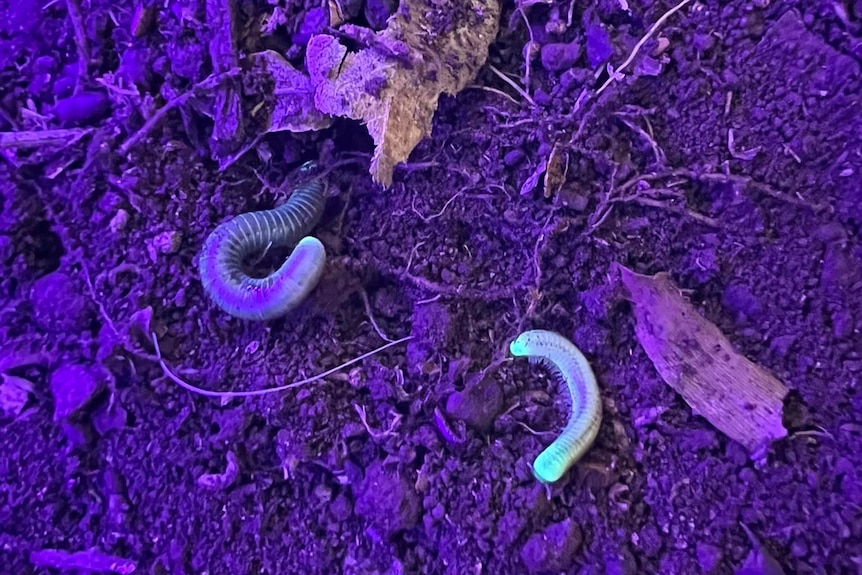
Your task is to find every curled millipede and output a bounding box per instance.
[509,329,603,484]
[198,164,327,321]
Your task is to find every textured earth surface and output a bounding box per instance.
[1,0,861,573]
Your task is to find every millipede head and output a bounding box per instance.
[298,160,319,174]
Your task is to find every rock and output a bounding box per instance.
[722,283,762,321]
[504,149,526,167]
[49,363,105,422]
[354,461,422,538]
[445,374,504,432]
[51,91,111,125]
[30,272,94,333]
[520,519,583,573]
[696,542,723,573]
[585,22,613,68]
[0,374,33,417]
[540,41,582,72]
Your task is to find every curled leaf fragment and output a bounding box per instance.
[617,264,789,454]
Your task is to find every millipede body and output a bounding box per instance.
[198,175,327,321]
[509,329,603,483]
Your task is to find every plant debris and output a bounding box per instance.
[305,0,500,186]
[617,265,790,454]
[248,50,333,134]
[29,547,136,574]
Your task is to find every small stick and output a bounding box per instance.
[65,0,90,93]
[118,69,240,156]
[0,128,92,150]
[153,332,413,399]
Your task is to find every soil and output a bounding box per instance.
[1,0,861,574]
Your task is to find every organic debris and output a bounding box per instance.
[617,265,790,454]
[736,522,787,575]
[306,0,500,186]
[248,50,333,134]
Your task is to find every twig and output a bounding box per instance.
[613,194,720,227]
[488,64,536,107]
[152,332,413,399]
[517,7,535,91]
[65,0,90,93]
[596,0,693,95]
[620,168,827,211]
[118,69,240,156]
[0,128,92,150]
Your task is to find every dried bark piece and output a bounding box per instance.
[306,0,501,186]
[617,265,789,453]
[206,0,246,158]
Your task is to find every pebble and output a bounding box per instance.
[49,363,105,422]
[445,374,504,432]
[504,149,526,167]
[520,519,583,573]
[30,272,94,334]
[354,461,422,537]
[540,40,582,72]
[696,542,723,572]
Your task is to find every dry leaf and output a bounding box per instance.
[249,50,334,133]
[306,0,501,186]
[617,264,789,453]
[543,142,566,198]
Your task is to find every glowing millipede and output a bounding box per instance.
[509,329,603,483]
[198,163,327,321]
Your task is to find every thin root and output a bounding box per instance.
[488,64,536,107]
[360,288,395,343]
[152,332,413,399]
[596,0,693,95]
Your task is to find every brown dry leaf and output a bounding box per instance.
[249,51,334,133]
[617,265,789,453]
[543,142,566,198]
[306,0,501,186]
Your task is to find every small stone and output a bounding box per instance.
[52,91,111,124]
[49,363,105,422]
[541,41,582,72]
[152,231,182,255]
[504,149,526,167]
[445,374,504,432]
[109,209,129,233]
[696,543,722,572]
[520,519,583,573]
[0,375,33,417]
[722,283,762,321]
[585,23,613,68]
[769,334,796,357]
[354,461,422,538]
[30,272,94,334]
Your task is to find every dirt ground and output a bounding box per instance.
[1,0,861,573]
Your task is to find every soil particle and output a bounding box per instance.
[444,372,504,432]
[30,271,94,334]
[540,41,583,73]
[48,363,105,422]
[519,518,583,573]
[354,460,422,539]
